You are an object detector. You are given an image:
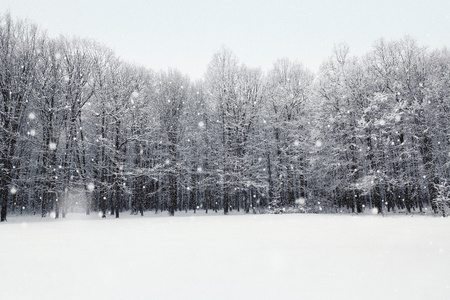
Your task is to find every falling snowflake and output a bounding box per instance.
[315,140,322,148]
[379,119,386,126]
[371,207,379,214]
[395,115,401,122]
[87,182,95,192]
[294,140,300,147]
[197,167,203,173]
[165,159,170,165]
[198,121,205,128]
[132,91,139,98]
[49,142,57,150]
[30,129,36,136]
[10,187,17,195]
[28,112,36,120]
[295,198,305,205]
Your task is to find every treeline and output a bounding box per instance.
[1,13,449,221]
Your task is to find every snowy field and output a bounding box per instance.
[1,212,449,300]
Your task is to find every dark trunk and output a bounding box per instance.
[0,185,8,222]
[267,152,274,208]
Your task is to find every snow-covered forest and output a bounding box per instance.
[1,13,449,222]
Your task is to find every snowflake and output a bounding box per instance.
[295,198,305,205]
[87,182,95,192]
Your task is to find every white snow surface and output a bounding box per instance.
[1,212,449,300]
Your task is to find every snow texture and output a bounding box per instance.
[0,213,449,300]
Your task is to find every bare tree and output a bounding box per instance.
[0,14,41,221]
[156,69,189,216]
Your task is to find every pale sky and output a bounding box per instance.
[2,0,449,79]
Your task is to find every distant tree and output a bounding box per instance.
[433,181,450,217]
[265,59,314,211]
[0,14,41,221]
[205,47,240,214]
[32,36,67,217]
[57,37,98,218]
[205,48,267,214]
[156,69,189,216]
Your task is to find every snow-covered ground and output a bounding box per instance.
[1,212,449,300]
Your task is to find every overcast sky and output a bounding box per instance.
[2,0,449,79]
